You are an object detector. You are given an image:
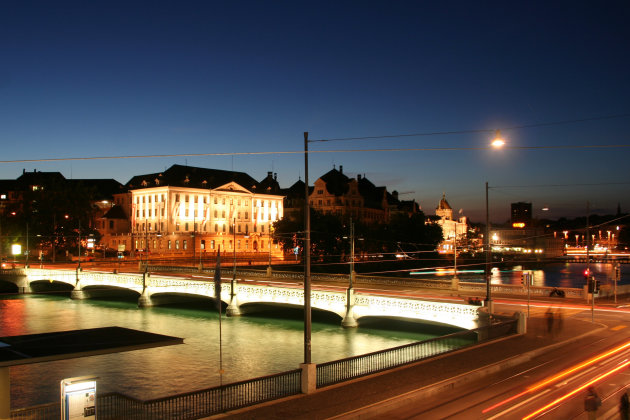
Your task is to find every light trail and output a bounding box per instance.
[482,340,630,414]
[522,359,630,420]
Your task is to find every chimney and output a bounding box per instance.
[357,174,362,181]
[267,171,272,178]
[274,173,277,180]
[339,165,343,174]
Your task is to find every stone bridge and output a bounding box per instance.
[0,268,481,329]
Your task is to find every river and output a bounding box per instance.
[2,261,627,409]
[0,293,451,409]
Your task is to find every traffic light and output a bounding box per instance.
[587,276,599,294]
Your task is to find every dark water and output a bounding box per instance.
[0,294,449,409]
[420,261,630,288]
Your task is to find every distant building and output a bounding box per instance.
[284,165,391,224]
[431,193,468,253]
[511,202,532,228]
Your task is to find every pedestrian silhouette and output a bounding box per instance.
[620,390,629,420]
[584,386,601,420]
[545,307,554,335]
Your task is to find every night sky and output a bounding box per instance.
[1,1,629,223]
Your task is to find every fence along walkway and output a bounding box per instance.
[10,319,517,420]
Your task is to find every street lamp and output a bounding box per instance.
[484,130,505,311]
[304,131,312,366]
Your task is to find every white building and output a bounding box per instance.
[101,165,284,259]
[434,193,468,253]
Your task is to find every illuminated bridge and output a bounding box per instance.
[0,268,481,330]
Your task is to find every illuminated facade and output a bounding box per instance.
[307,166,389,224]
[432,193,468,253]
[101,165,284,259]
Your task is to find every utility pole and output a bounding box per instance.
[233,218,236,282]
[304,131,312,365]
[485,182,492,311]
[350,217,355,288]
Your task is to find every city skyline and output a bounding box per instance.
[1,1,629,222]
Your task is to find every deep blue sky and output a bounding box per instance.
[1,1,629,223]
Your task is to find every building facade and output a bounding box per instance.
[100,165,284,260]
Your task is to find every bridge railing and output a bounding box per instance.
[316,318,518,388]
[11,368,301,420]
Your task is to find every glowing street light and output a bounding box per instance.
[491,129,505,148]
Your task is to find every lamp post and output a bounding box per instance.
[485,182,492,310]
[304,131,312,365]
[25,223,29,268]
[483,131,505,312]
[350,217,355,288]
[76,219,81,269]
[232,218,237,282]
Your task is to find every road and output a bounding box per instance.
[377,303,630,419]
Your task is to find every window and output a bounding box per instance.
[161,208,165,217]
[175,194,180,202]
[245,211,249,219]
[222,225,226,233]
[175,240,180,250]
[185,209,189,217]
[238,211,241,219]
[238,199,241,205]
[149,196,152,203]
[194,196,198,203]
[185,223,189,231]
[176,223,180,231]
[214,197,218,204]
[230,198,233,205]
[215,224,218,232]
[222,210,226,218]
[222,198,225,205]
[238,224,241,233]
[237,240,241,249]
[210,240,215,249]
[317,189,323,194]
[136,210,139,217]
[109,220,114,229]
[261,225,265,233]
[183,240,187,250]
[168,240,172,250]
[185,195,189,203]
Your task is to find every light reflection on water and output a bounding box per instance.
[445,262,630,288]
[1,295,447,409]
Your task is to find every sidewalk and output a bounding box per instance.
[215,314,603,419]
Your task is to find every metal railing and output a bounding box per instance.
[316,318,518,388]
[10,317,519,419]
[11,369,301,420]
